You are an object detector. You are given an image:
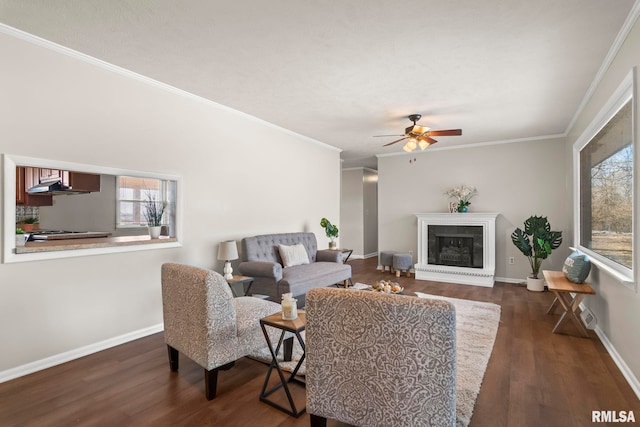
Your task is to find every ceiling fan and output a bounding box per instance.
[377,114,462,152]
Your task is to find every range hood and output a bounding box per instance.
[27,180,88,196]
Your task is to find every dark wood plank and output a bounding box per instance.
[0,258,638,427]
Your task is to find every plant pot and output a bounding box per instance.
[328,241,337,249]
[20,224,37,232]
[15,234,26,247]
[148,226,162,239]
[526,276,545,292]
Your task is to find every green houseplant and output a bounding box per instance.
[18,217,39,232]
[320,218,339,249]
[511,215,562,291]
[143,193,167,239]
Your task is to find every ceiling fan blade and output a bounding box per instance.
[416,136,438,150]
[429,129,462,136]
[383,136,408,146]
[422,136,438,144]
[373,134,405,137]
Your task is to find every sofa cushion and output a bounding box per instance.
[280,262,351,292]
[241,232,318,264]
[279,243,310,268]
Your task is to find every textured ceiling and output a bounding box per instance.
[0,0,636,168]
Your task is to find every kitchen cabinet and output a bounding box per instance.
[67,172,100,192]
[16,167,53,206]
[15,167,100,206]
[38,168,63,182]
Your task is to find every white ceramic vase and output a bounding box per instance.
[15,234,26,247]
[526,276,545,292]
[148,226,162,239]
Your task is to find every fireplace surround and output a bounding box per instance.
[415,213,498,287]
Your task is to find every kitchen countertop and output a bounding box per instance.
[16,235,178,254]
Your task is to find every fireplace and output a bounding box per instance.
[416,213,498,287]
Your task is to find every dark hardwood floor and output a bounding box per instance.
[1,258,639,426]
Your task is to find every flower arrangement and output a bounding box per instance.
[445,185,478,212]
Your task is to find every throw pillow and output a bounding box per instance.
[562,250,591,284]
[278,243,310,268]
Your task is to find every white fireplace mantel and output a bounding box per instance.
[415,213,499,287]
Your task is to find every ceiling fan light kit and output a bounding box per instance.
[380,114,462,153]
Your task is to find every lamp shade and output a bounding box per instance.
[217,240,238,261]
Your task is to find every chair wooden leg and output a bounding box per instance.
[204,368,219,400]
[310,414,327,427]
[204,361,235,400]
[167,345,179,371]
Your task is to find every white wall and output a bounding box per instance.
[362,169,378,257]
[340,167,378,258]
[377,138,571,281]
[0,30,341,375]
[340,169,364,255]
[565,13,640,389]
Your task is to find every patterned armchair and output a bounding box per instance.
[161,263,281,400]
[305,287,457,427]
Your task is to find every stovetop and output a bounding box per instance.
[28,230,112,241]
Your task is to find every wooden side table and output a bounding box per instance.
[226,275,254,297]
[543,270,596,338]
[329,248,353,263]
[259,311,306,417]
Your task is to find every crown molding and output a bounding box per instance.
[564,0,640,136]
[376,133,565,158]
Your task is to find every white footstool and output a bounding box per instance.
[380,251,397,273]
[393,253,412,278]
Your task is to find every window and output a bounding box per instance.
[117,176,175,229]
[574,70,635,288]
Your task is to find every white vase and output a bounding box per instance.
[15,234,26,247]
[148,226,162,239]
[526,276,545,292]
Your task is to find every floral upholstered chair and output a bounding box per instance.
[161,263,281,400]
[305,287,457,427]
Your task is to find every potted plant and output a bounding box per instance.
[511,215,563,291]
[320,218,339,249]
[15,227,26,247]
[143,193,167,239]
[18,217,39,232]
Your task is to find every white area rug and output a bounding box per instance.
[250,293,501,427]
[415,292,501,427]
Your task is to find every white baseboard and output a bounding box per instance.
[0,323,164,384]
[346,252,378,260]
[495,276,526,284]
[593,324,640,400]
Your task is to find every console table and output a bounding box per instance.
[543,270,595,338]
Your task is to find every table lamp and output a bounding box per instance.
[217,240,239,280]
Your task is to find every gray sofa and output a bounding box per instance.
[238,232,351,304]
